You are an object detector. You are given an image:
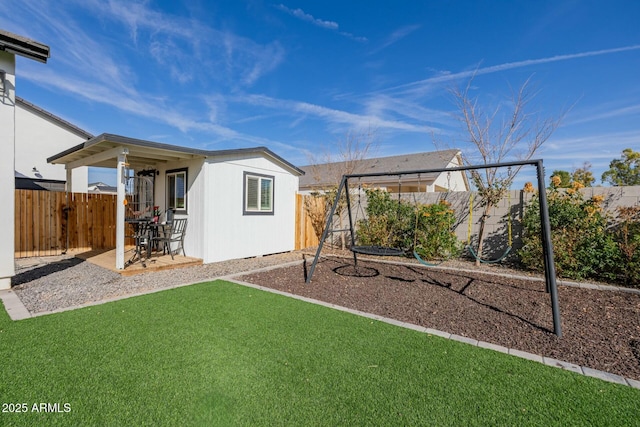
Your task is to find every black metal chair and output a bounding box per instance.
[154,218,187,259]
[126,219,152,267]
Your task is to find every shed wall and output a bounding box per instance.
[204,156,298,263]
[154,158,206,260]
[153,155,298,263]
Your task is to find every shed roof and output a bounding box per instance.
[299,149,462,189]
[48,133,304,176]
[0,29,50,63]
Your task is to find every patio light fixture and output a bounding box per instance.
[0,70,5,92]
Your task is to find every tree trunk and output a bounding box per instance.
[475,203,492,266]
[338,214,346,250]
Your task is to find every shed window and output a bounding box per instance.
[167,168,187,213]
[244,172,274,215]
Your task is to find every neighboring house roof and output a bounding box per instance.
[48,133,305,176]
[88,182,117,194]
[15,177,65,191]
[0,29,50,63]
[16,97,93,139]
[299,149,463,190]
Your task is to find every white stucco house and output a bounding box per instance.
[1,29,50,289]
[15,97,92,192]
[299,149,469,193]
[48,134,304,270]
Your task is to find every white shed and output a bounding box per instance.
[48,133,304,268]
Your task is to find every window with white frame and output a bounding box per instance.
[244,172,274,215]
[166,168,187,213]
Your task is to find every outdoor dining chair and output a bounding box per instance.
[154,218,187,260]
[126,218,153,267]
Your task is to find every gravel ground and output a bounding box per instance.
[12,251,303,314]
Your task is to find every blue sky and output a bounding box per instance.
[2,0,639,187]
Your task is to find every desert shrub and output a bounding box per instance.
[519,183,621,282]
[356,189,461,259]
[613,206,640,287]
[356,189,412,249]
[412,201,462,260]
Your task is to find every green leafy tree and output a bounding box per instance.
[602,148,640,186]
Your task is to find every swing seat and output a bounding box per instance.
[351,245,405,257]
[466,245,512,264]
[413,250,446,267]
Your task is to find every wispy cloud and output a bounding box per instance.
[536,130,640,180]
[236,94,438,134]
[18,66,241,139]
[362,94,454,127]
[370,24,421,54]
[385,45,640,97]
[77,0,285,88]
[274,4,367,42]
[567,103,640,126]
[2,0,293,147]
[274,4,338,30]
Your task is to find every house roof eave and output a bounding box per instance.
[0,29,50,63]
[48,133,304,176]
[204,146,304,176]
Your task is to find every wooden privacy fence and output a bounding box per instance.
[15,190,118,258]
[295,194,320,250]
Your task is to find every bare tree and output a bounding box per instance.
[305,127,378,249]
[449,75,566,265]
[307,126,378,184]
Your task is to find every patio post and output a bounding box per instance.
[65,168,72,191]
[115,150,127,269]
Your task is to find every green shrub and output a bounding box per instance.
[614,206,640,287]
[412,202,462,260]
[519,184,636,284]
[356,189,412,249]
[356,189,461,259]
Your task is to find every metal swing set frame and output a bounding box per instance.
[305,158,562,337]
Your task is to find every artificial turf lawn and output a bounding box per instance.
[0,280,638,426]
